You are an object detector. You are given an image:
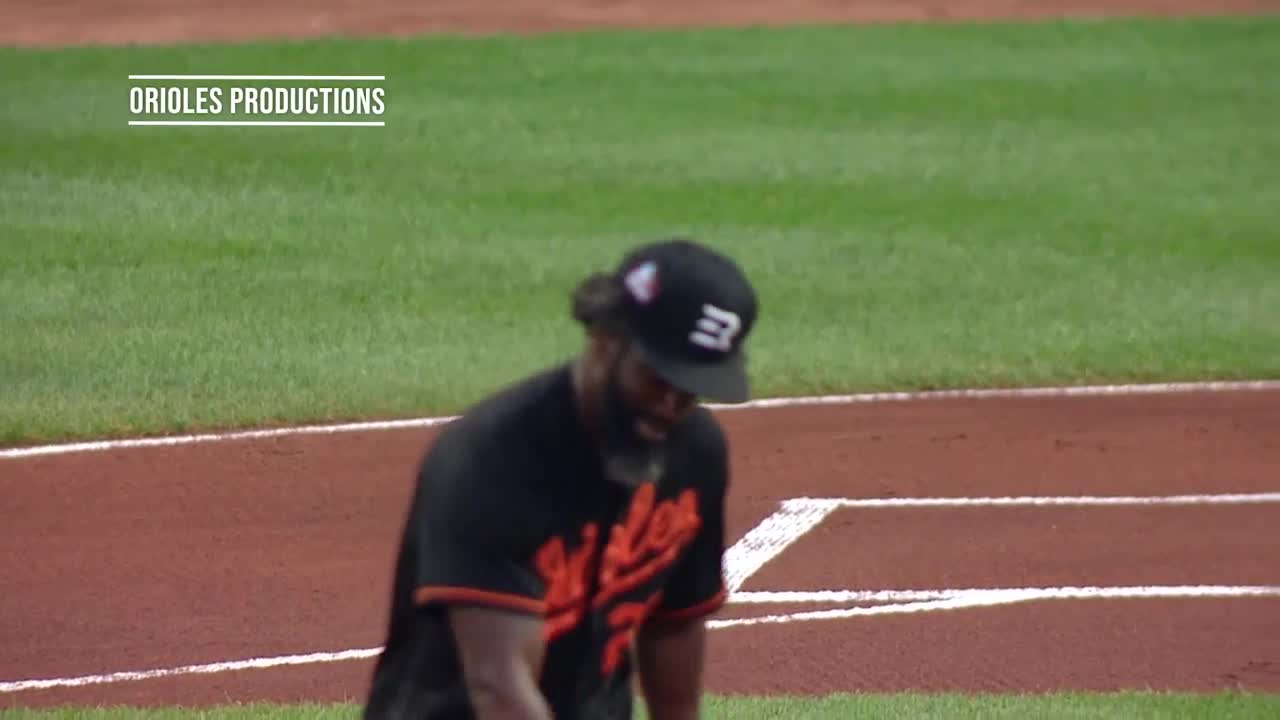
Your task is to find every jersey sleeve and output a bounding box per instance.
[406,439,549,617]
[651,424,730,623]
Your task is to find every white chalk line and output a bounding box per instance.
[722,502,838,592]
[6,584,1278,693]
[710,584,1280,629]
[0,648,384,693]
[3,378,1277,459]
[0,416,457,460]
[729,585,1280,604]
[712,596,1002,627]
[787,492,1280,510]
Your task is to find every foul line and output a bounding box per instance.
[3,378,1277,460]
[0,648,383,693]
[0,416,457,460]
[6,584,1277,693]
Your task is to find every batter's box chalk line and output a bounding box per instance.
[713,492,1280,627]
[720,492,1280,596]
[715,585,1280,629]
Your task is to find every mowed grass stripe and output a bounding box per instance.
[1,17,1278,444]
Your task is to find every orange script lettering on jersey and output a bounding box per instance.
[594,483,701,608]
[532,483,702,646]
[535,522,598,642]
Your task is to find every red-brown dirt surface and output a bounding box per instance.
[2,388,1278,708]
[3,0,1279,46]
[3,0,1280,710]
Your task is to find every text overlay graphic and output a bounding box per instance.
[126,75,386,127]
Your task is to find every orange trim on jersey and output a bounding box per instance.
[413,586,546,615]
[651,586,728,623]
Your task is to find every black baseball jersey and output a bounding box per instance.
[363,363,729,720]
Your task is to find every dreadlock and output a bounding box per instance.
[570,272,628,334]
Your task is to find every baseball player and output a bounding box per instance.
[362,238,759,720]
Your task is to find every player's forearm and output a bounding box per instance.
[467,676,553,720]
[640,670,703,720]
[637,616,708,720]
[469,693,553,719]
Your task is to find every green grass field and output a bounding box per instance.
[2,13,1278,719]
[2,16,1278,446]
[3,691,1280,719]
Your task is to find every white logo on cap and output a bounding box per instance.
[624,261,659,304]
[690,303,741,352]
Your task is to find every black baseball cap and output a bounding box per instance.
[612,239,759,404]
